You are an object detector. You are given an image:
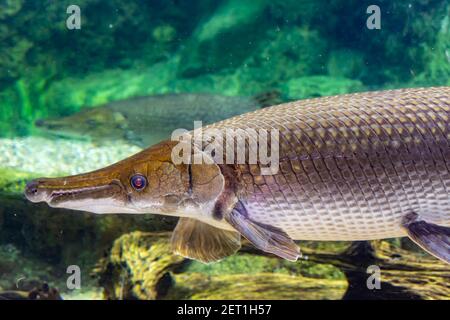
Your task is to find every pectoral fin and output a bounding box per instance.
[402,213,450,263]
[227,201,301,261]
[171,217,241,263]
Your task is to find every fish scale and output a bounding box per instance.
[204,87,450,241]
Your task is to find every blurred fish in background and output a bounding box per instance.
[34,91,280,147]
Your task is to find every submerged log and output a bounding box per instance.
[94,231,347,300]
[94,231,449,300]
[242,239,450,300]
[166,273,346,300]
[95,232,186,300]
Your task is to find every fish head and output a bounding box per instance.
[35,107,128,142]
[24,140,225,217]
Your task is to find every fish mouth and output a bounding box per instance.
[25,178,130,213]
[48,183,122,206]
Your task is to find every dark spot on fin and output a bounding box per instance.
[171,217,241,263]
[402,213,450,264]
[227,201,301,261]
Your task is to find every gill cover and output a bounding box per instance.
[170,143,238,262]
[171,142,300,262]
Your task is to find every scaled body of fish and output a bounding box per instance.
[26,87,450,264]
[36,93,275,147]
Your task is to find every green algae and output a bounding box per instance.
[0,167,42,195]
[327,49,366,80]
[167,272,347,300]
[281,76,365,99]
[185,253,345,280]
[42,58,180,108]
[413,7,450,85]
[1,1,449,137]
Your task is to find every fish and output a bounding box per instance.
[25,87,450,264]
[35,92,279,147]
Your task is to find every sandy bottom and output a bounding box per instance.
[0,136,142,176]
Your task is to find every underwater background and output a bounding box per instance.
[0,0,449,299]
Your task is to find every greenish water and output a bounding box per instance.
[0,0,449,300]
[1,0,449,137]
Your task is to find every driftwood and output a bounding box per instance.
[94,231,449,300]
[241,239,450,299]
[94,232,347,300]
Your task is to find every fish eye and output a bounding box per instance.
[130,174,147,191]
